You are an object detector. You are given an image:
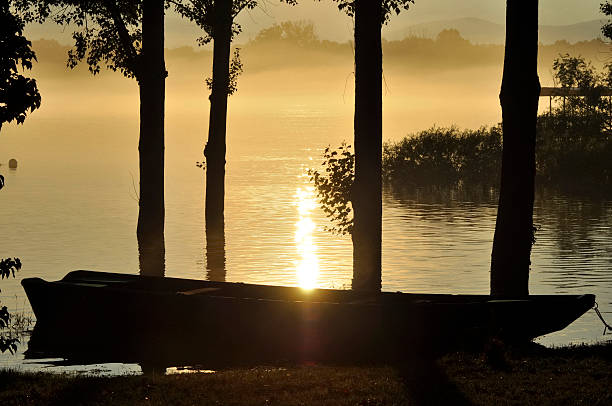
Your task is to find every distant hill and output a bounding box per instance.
[384,17,605,44]
[25,15,606,49]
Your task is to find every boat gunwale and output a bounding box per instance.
[23,270,596,308]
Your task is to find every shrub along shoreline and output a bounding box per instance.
[383,126,502,186]
[383,117,612,190]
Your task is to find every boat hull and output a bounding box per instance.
[21,271,595,365]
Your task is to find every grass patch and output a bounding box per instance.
[0,366,409,406]
[0,342,610,405]
[440,342,612,406]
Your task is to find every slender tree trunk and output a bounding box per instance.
[490,0,540,297]
[351,0,383,292]
[204,0,232,232]
[137,0,166,276]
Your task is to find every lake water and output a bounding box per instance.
[1,65,611,373]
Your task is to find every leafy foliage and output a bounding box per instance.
[0,205,23,355]
[383,117,612,189]
[170,0,256,46]
[0,1,41,130]
[171,1,298,45]
[0,258,22,280]
[550,54,612,135]
[553,55,598,88]
[205,48,243,96]
[226,48,243,95]
[0,255,22,355]
[325,0,414,25]
[16,1,143,79]
[173,0,297,96]
[307,143,354,235]
[383,126,503,186]
[0,331,18,355]
[66,10,142,78]
[251,21,320,47]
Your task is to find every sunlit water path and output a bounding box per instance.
[1,105,611,373]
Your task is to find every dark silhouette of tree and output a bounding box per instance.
[173,0,239,234]
[350,0,384,292]
[173,0,295,281]
[0,1,40,133]
[18,0,167,276]
[0,1,39,353]
[137,0,167,277]
[172,0,251,283]
[490,0,540,297]
[0,258,21,353]
[327,0,413,292]
[173,0,296,234]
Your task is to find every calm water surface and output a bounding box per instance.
[1,101,611,373]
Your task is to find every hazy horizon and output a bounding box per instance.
[12,25,611,144]
[23,0,608,48]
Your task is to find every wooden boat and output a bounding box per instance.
[22,270,595,364]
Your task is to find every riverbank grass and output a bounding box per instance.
[0,342,610,405]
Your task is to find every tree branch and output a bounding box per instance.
[102,0,139,78]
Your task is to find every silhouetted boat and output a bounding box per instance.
[22,270,595,364]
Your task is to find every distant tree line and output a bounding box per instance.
[19,21,612,77]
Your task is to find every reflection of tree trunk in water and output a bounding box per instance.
[137,0,166,277]
[490,0,540,297]
[351,0,383,292]
[205,219,226,282]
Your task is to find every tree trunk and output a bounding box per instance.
[490,0,540,297]
[137,0,166,276]
[204,0,232,232]
[351,0,383,292]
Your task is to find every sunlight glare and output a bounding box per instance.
[294,186,320,290]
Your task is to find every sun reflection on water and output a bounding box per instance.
[294,186,319,290]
